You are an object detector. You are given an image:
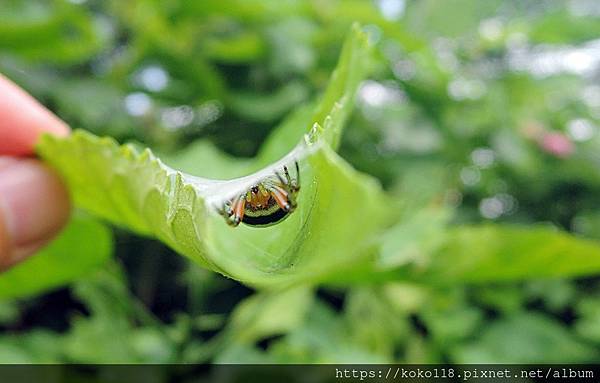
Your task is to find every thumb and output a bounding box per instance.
[0,158,71,270]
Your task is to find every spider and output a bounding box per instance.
[218,161,300,227]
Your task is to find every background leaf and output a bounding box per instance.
[452,313,598,363]
[416,225,600,284]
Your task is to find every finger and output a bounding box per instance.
[0,74,70,156]
[1,239,48,271]
[0,158,71,270]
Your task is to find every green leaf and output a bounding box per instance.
[64,263,176,363]
[217,301,391,363]
[452,313,597,363]
[574,297,600,343]
[37,25,389,287]
[227,286,313,343]
[0,330,64,363]
[310,24,375,151]
[379,207,451,269]
[0,215,112,300]
[344,287,409,357]
[228,81,309,123]
[265,301,391,363]
[417,224,600,284]
[0,2,109,64]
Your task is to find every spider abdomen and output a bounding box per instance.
[243,193,292,226]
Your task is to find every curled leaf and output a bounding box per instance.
[37,25,391,287]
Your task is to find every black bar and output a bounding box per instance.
[0,364,599,383]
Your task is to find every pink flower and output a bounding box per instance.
[539,132,575,158]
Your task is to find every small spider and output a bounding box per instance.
[218,161,300,227]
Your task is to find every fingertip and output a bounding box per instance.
[0,158,71,269]
[0,74,70,156]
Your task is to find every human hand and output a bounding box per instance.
[0,74,71,271]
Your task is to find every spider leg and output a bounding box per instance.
[230,195,245,226]
[283,165,292,184]
[275,170,287,186]
[217,201,231,217]
[277,162,300,192]
[269,185,293,212]
[217,200,239,227]
[294,160,300,191]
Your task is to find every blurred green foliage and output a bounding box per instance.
[3,0,600,369]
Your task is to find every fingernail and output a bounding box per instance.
[0,159,70,248]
